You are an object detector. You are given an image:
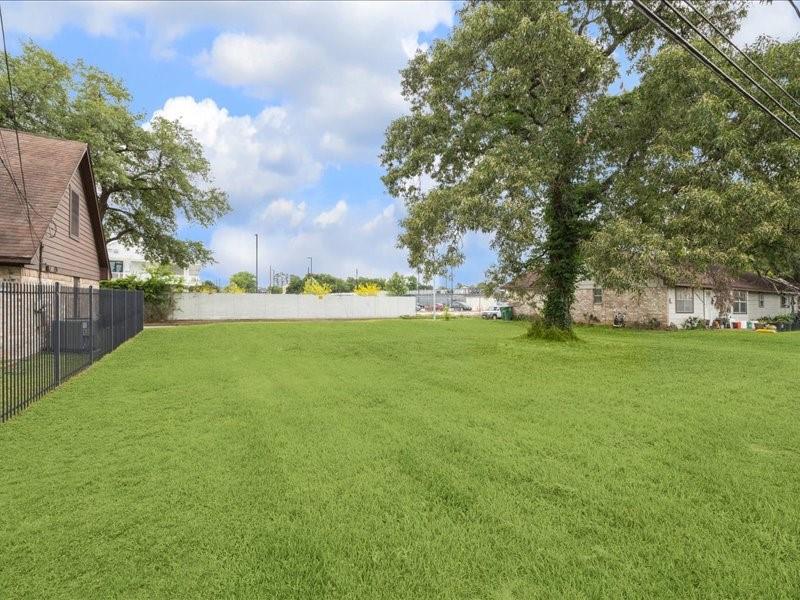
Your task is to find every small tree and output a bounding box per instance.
[385,272,409,296]
[354,282,381,296]
[228,271,257,293]
[303,277,332,298]
[286,275,304,294]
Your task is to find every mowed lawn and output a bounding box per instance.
[1,320,799,599]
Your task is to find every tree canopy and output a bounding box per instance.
[0,43,230,267]
[228,271,257,293]
[384,272,410,296]
[381,0,800,330]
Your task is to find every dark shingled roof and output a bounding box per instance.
[0,128,101,262]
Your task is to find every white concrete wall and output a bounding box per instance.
[171,293,416,321]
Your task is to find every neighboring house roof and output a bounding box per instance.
[505,271,799,294]
[677,273,800,294]
[0,128,108,270]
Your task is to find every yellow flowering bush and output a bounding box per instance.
[354,282,381,296]
[303,277,333,298]
[224,282,245,294]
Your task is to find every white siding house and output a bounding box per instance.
[107,242,202,286]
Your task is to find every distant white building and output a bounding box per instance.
[107,242,202,286]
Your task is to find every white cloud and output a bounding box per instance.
[209,206,407,280]
[314,200,348,227]
[734,2,800,46]
[6,1,454,161]
[362,203,396,233]
[150,96,322,204]
[259,199,307,228]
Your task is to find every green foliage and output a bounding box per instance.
[286,275,305,294]
[382,1,749,330]
[228,271,257,293]
[285,273,386,294]
[384,272,410,296]
[268,285,283,295]
[682,317,708,331]
[0,43,230,267]
[100,265,182,321]
[224,282,245,294]
[584,39,800,290]
[188,280,219,294]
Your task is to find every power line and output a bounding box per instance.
[682,0,800,112]
[663,0,800,129]
[631,0,800,141]
[790,0,800,21]
[0,3,37,246]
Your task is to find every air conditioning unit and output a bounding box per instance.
[50,318,98,352]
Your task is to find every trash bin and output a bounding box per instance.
[500,306,513,321]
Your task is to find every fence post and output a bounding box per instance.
[110,289,114,349]
[53,282,61,385]
[89,286,94,364]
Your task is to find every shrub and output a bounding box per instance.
[224,282,245,294]
[304,277,333,298]
[101,265,182,322]
[354,282,381,296]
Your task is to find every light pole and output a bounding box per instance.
[254,233,259,293]
[307,256,313,276]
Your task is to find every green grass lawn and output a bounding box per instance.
[1,320,799,598]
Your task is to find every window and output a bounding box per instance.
[111,261,125,273]
[675,287,694,313]
[69,189,80,238]
[758,293,765,308]
[593,288,603,305]
[733,289,748,314]
[781,295,792,309]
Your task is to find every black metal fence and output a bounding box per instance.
[1,282,143,422]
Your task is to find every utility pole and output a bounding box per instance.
[255,233,259,293]
[269,265,273,293]
[307,256,313,276]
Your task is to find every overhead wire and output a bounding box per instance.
[681,0,800,112]
[0,2,38,247]
[663,0,800,129]
[630,0,800,141]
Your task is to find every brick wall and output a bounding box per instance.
[572,285,668,327]
[509,283,668,327]
[1,265,99,287]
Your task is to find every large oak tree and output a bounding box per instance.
[0,43,229,267]
[380,0,800,331]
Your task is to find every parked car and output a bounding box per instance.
[481,305,504,319]
[449,301,472,311]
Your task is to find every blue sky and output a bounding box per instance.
[3,1,796,286]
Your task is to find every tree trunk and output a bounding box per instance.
[541,183,583,330]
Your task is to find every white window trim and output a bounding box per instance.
[732,289,748,314]
[675,287,694,314]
